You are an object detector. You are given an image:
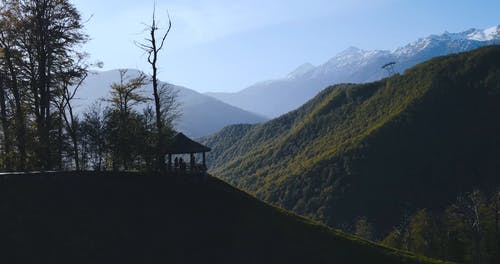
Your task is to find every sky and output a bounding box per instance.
[71,0,500,93]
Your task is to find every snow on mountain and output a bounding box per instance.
[313,47,391,78]
[207,25,500,118]
[287,63,315,79]
[395,26,500,57]
[467,25,500,41]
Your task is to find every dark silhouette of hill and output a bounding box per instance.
[0,172,444,264]
[201,46,500,233]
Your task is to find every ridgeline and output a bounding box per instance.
[201,45,500,232]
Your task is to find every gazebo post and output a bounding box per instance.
[168,154,172,171]
[189,153,194,174]
[202,152,206,167]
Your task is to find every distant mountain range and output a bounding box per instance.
[75,69,266,138]
[201,46,500,233]
[206,25,500,118]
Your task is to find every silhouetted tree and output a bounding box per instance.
[490,187,500,263]
[379,190,499,263]
[7,0,88,169]
[54,55,89,170]
[80,102,107,170]
[0,59,12,169]
[452,190,485,264]
[136,6,178,172]
[0,2,27,170]
[105,69,149,170]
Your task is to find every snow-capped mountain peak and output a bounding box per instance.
[394,25,500,57]
[424,26,500,42]
[467,25,500,41]
[209,25,500,118]
[287,63,315,79]
[321,47,389,70]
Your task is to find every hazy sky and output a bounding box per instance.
[71,0,500,93]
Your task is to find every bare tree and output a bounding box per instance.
[494,188,500,264]
[54,54,89,170]
[136,6,174,172]
[159,82,181,130]
[0,58,12,170]
[451,190,485,264]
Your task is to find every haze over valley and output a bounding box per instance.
[76,69,266,138]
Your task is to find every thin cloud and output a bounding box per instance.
[162,0,370,46]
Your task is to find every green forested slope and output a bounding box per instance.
[0,172,443,264]
[201,45,500,232]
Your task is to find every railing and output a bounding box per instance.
[168,163,207,174]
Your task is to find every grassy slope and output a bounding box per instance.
[201,46,500,231]
[0,172,445,264]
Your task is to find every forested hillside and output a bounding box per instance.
[202,45,500,233]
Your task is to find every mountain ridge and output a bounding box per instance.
[201,46,500,233]
[76,69,267,137]
[206,25,500,118]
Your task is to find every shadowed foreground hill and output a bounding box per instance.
[201,46,500,232]
[0,172,442,264]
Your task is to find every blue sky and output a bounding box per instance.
[71,0,500,93]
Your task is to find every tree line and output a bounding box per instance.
[0,0,178,172]
[353,189,500,264]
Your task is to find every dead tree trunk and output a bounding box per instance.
[136,8,172,172]
[0,70,13,170]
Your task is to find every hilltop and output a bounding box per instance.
[201,45,500,232]
[0,172,443,264]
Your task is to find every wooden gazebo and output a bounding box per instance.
[165,132,211,172]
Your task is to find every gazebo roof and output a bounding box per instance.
[166,132,211,154]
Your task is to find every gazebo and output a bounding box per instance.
[165,132,211,173]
